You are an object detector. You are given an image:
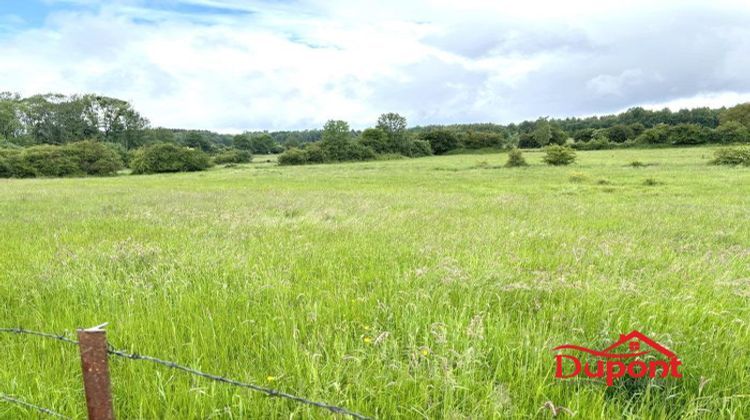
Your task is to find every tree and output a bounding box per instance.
[14,94,147,148]
[184,131,213,152]
[518,132,540,148]
[0,95,23,143]
[635,124,670,144]
[667,124,710,145]
[720,103,750,129]
[360,128,389,153]
[144,127,176,144]
[421,129,459,154]
[250,133,277,154]
[607,124,634,143]
[233,134,253,150]
[376,112,407,152]
[320,120,351,161]
[573,128,595,143]
[715,121,750,144]
[86,95,148,148]
[532,119,552,146]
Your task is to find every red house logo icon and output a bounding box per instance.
[553,330,682,386]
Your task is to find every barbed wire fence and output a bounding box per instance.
[0,392,71,419]
[0,327,372,419]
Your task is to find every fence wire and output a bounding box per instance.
[0,327,372,419]
[0,393,70,419]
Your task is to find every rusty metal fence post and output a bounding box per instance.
[77,324,115,420]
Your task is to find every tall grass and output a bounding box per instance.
[1,147,749,418]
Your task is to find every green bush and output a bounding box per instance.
[420,129,459,155]
[399,139,432,157]
[67,141,125,176]
[102,142,130,166]
[360,128,389,154]
[130,143,212,174]
[460,131,504,149]
[710,146,750,166]
[0,141,123,178]
[22,145,84,177]
[715,122,750,144]
[668,124,710,145]
[213,149,252,164]
[278,148,308,165]
[323,141,376,162]
[542,145,576,166]
[304,143,327,163]
[505,148,527,167]
[635,124,670,144]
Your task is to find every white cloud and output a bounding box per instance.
[1,0,750,132]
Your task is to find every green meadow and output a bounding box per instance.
[1,147,749,419]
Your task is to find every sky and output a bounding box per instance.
[1,0,750,133]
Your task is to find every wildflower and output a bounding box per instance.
[266,376,276,382]
[363,336,372,344]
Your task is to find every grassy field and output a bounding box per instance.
[1,147,749,419]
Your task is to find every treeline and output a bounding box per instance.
[2,92,750,173]
[278,113,431,165]
[410,104,750,153]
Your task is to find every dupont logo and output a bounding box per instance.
[553,330,682,386]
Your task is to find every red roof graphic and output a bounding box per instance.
[553,330,676,359]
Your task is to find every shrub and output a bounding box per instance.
[714,121,750,144]
[304,143,327,163]
[667,124,710,145]
[277,148,308,165]
[542,145,576,166]
[22,145,84,177]
[0,141,123,178]
[130,143,212,174]
[460,131,504,149]
[635,124,670,144]
[213,149,252,164]
[710,146,750,166]
[505,148,527,167]
[399,139,433,157]
[360,128,389,154]
[102,142,129,166]
[67,141,125,176]
[323,141,376,162]
[421,129,459,155]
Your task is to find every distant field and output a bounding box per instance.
[1,146,749,418]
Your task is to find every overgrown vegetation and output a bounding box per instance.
[212,149,252,165]
[711,146,750,166]
[278,114,431,165]
[2,147,749,418]
[130,143,212,174]
[4,92,750,166]
[0,140,123,177]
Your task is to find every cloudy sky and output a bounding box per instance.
[1,0,750,132]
